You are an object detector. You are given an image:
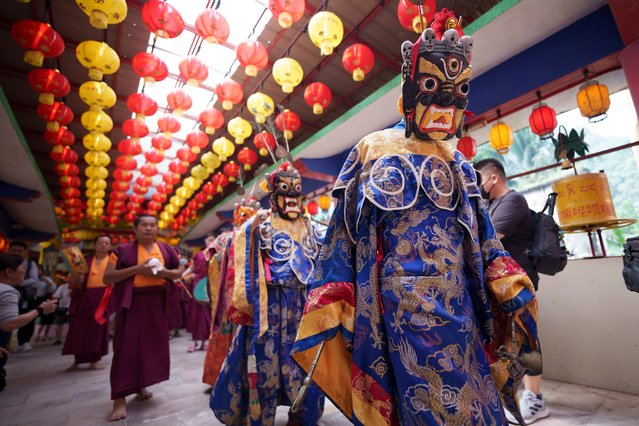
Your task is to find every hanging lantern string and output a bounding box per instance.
[214,0,222,10]
[256,122,278,164]
[321,0,330,11]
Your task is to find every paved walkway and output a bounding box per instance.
[1,335,638,425]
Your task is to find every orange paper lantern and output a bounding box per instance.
[195,9,230,44]
[236,40,268,77]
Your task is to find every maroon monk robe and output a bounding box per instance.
[109,241,179,400]
[187,251,212,341]
[62,257,110,364]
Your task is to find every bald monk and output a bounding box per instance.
[104,215,183,421]
[63,234,113,371]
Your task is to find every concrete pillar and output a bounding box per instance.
[619,39,639,121]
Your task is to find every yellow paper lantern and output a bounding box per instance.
[212,136,235,162]
[176,186,193,199]
[87,198,105,209]
[201,152,221,170]
[79,81,116,112]
[246,92,274,124]
[81,110,113,133]
[75,0,127,29]
[272,57,304,93]
[183,176,202,191]
[191,165,210,181]
[308,11,343,56]
[85,166,108,180]
[85,188,106,199]
[577,80,610,123]
[170,196,186,208]
[318,194,331,211]
[227,117,252,145]
[86,178,107,191]
[84,150,110,167]
[86,207,104,217]
[83,132,111,151]
[158,219,168,229]
[76,40,120,81]
[489,121,514,155]
[165,203,179,214]
[159,211,173,222]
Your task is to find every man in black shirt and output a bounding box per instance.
[475,158,548,424]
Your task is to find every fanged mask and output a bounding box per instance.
[233,197,260,227]
[401,16,473,142]
[267,162,303,220]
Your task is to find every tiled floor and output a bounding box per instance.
[1,335,638,425]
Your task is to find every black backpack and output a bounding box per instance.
[622,237,639,293]
[529,193,568,276]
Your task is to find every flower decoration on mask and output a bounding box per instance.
[400,9,473,142]
[266,162,303,221]
[233,197,261,227]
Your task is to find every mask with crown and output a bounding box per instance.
[401,8,473,142]
[233,197,261,227]
[266,162,303,221]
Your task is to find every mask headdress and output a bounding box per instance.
[233,196,261,227]
[265,161,304,220]
[401,9,473,142]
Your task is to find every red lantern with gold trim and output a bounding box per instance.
[199,108,224,134]
[456,135,477,160]
[141,0,185,39]
[28,69,70,105]
[268,0,305,28]
[132,52,168,84]
[195,9,230,44]
[237,147,258,170]
[140,163,158,177]
[169,160,187,175]
[342,44,375,82]
[144,149,164,164]
[306,200,319,215]
[304,82,332,115]
[179,56,209,87]
[224,161,240,182]
[115,155,137,171]
[211,172,229,193]
[122,118,149,140]
[157,182,174,194]
[118,139,142,156]
[113,169,133,182]
[37,102,73,132]
[186,130,209,154]
[275,109,301,140]
[151,135,172,151]
[157,114,181,138]
[215,79,243,111]
[127,93,158,121]
[529,103,557,140]
[176,147,197,164]
[152,192,167,203]
[55,163,79,176]
[11,20,65,67]
[167,89,192,116]
[44,127,75,146]
[236,40,268,77]
[397,0,435,33]
[50,145,78,163]
[59,176,81,188]
[253,131,276,157]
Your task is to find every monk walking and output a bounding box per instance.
[104,215,183,421]
[63,234,112,370]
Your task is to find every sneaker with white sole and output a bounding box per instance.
[518,389,550,424]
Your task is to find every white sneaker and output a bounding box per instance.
[12,344,27,353]
[23,342,33,351]
[519,390,550,424]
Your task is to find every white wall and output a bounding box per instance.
[537,257,639,394]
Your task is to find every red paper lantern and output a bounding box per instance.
[66,216,82,225]
[115,155,137,171]
[50,145,78,163]
[11,20,65,67]
[64,198,82,208]
[306,200,319,215]
[167,89,192,115]
[111,182,130,194]
[44,127,75,146]
[37,102,73,132]
[275,109,301,140]
[127,93,158,121]
[397,0,435,33]
[211,172,229,193]
[27,69,70,105]
[176,147,197,164]
[130,194,145,204]
[140,163,158,177]
[152,193,167,203]
[186,130,209,154]
[237,147,258,170]
[236,40,268,77]
[147,201,162,212]
[157,114,181,137]
[169,160,187,175]
[141,0,185,39]
[157,182,174,194]
[118,139,142,156]
[123,212,136,223]
[144,149,164,164]
[59,176,81,188]
[201,182,216,196]
[179,56,209,87]
[136,176,153,188]
[55,163,79,176]
[122,118,149,140]
[529,103,557,140]
[215,79,243,110]
[133,184,149,195]
[65,207,82,217]
[195,192,208,205]
[61,187,81,199]
[105,216,119,225]
[253,131,277,157]
[132,52,168,83]
[268,0,305,28]
[113,169,133,182]
[199,108,225,134]
[304,82,332,115]
[342,44,375,82]
[195,10,230,44]
[223,161,240,182]
[151,135,172,151]
[456,135,477,161]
